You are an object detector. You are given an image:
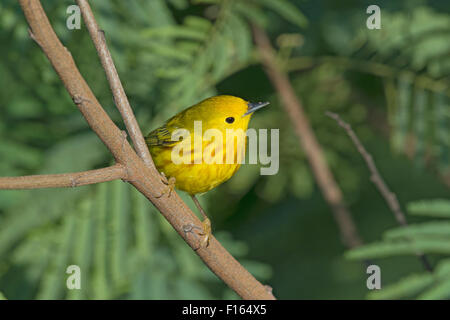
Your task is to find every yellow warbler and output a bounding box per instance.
[146,95,269,246]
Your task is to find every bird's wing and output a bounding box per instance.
[145,123,179,147]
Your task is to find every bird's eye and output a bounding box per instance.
[225,117,235,124]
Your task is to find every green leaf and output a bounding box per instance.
[368,273,434,300]
[384,222,450,239]
[418,279,450,300]
[346,239,450,260]
[408,199,450,218]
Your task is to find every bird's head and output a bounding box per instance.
[189,95,269,132]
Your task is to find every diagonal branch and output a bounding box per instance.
[253,25,363,249]
[75,0,154,169]
[326,111,433,272]
[15,0,275,300]
[0,165,126,190]
[325,112,407,225]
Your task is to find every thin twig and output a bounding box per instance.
[252,25,363,249]
[76,0,154,169]
[0,165,126,190]
[326,111,433,272]
[325,112,407,224]
[15,0,275,299]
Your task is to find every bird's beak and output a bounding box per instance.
[243,101,270,117]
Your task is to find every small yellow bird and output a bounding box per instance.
[146,95,269,247]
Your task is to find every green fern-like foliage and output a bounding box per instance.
[288,6,449,178]
[136,0,307,112]
[359,8,450,175]
[346,199,450,299]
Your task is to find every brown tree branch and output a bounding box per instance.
[14,0,275,299]
[326,111,433,272]
[75,0,154,169]
[0,165,126,190]
[252,25,363,249]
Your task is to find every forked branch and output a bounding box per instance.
[76,0,154,168]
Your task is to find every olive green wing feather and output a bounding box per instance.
[145,123,179,147]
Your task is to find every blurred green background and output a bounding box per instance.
[0,0,449,299]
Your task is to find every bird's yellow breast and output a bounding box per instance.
[150,137,243,195]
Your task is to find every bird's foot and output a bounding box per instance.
[198,217,211,248]
[156,172,176,198]
[183,218,211,249]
